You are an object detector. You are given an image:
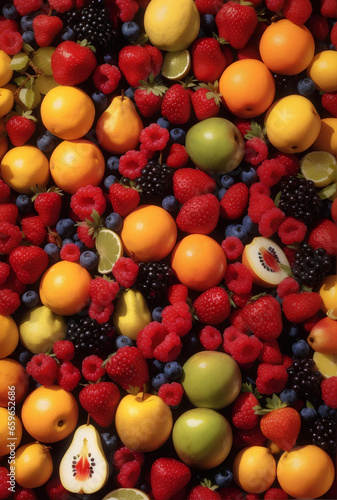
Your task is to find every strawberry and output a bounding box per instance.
[118,43,163,88]
[188,481,221,500]
[282,292,322,323]
[150,457,191,500]
[255,394,301,451]
[232,383,261,430]
[105,346,149,392]
[308,218,337,256]
[32,14,63,47]
[0,204,18,225]
[215,1,258,50]
[79,381,120,427]
[282,0,312,24]
[108,183,140,217]
[191,83,222,121]
[47,0,73,13]
[13,0,42,15]
[33,189,63,227]
[322,92,337,117]
[134,75,168,118]
[193,287,231,325]
[173,168,216,204]
[9,245,49,285]
[265,0,285,10]
[176,193,220,234]
[195,0,223,15]
[220,182,249,220]
[241,295,283,340]
[191,37,227,83]
[21,216,47,246]
[320,0,337,17]
[166,144,189,169]
[5,112,37,147]
[51,40,97,86]
[161,84,192,125]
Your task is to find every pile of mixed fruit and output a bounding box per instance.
[1,0,337,498]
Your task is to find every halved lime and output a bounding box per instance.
[300,151,337,187]
[95,228,123,274]
[161,49,191,80]
[102,488,150,500]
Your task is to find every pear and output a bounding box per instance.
[307,317,337,354]
[113,288,152,340]
[96,94,143,154]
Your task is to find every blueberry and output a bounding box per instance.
[16,194,32,214]
[240,166,258,186]
[37,134,54,153]
[124,87,135,100]
[43,243,60,265]
[157,116,170,130]
[20,15,34,31]
[106,156,120,173]
[104,174,118,191]
[21,290,39,308]
[217,187,226,200]
[242,214,258,234]
[91,91,108,112]
[80,251,98,271]
[225,224,248,242]
[103,53,117,65]
[300,406,318,423]
[162,195,178,212]
[297,77,316,97]
[280,388,297,404]
[288,324,300,338]
[62,238,74,246]
[201,13,215,33]
[19,350,33,367]
[152,306,163,322]
[100,432,118,452]
[152,373,169,391]
[214,468,233,488]
[61,27,76,41]
[170,128,186,144]
[105,212,123,231]
[291,338,310,357]
[164,361,182,380]
[2,3,18,19]
[220,174,235,188]
[75,240,85,252]
[22,31,35,45]
[121,21,141,42]
[318,404,332,418]
[152,359,166,373]
[115,335,133,349]
[56,218,75,239]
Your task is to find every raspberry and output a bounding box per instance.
[265,0,285,11]
[276,277,300,299]
[113,447,144,470]
[195,0,223,14]
[139,143,155,160]
[82,355,106,382]
[321,0,337,17]
[331,22,337,48]
[154,332,182,362]
[26,354,58,386]
[60,243,81,262]
[0,204,18,225]
[256,363,288,395]
[158,382,184,406]
[306,14,330,40]
[140,123,170,151]
[258,339,283,364]
[137,321,169,357]
[244,137,268,165]
[234,118,252,137]
[229,309,251,334]
[233,425,266,449]
[92,64,121,94]
[221,236,244,260]
[199,325,222,350]
[89,301,114,324]
[70,185,106,222]
[161,302,192,337]
[45,477,70,500]
[13,489,37,500]
[258,207,285,237]
[0,181,10,202]
[13,0,43,15]
[281,354,293,370]
[0,222,22,254]
[0,19,18,34]
[0,288,20,315]
[57,361,81,392]
[167,284,189,305]
[232,391,260,430]
[277,217,307,245]
[249,181,271,196]
[321,377,337,409]
[272,152,300,177]
[264,488,289,499]
[47,0,73,13]
[231,292,253,309]
[53,340,75,362]
[282,0,312,25]
[115,0,139,22]
[166,144,189,169]
[0,467,11,499]
[112,257,139,288]
[0,267,26,295]
[223,327,263,365]
[117,460,141,488]
[283,246,296,266]
[76,224,96,248]
[224,262,253,295]
[118,150,147,180]
[0,29,22,55]
[0,262,10,285]
[89,277,119,306]
[257,159,286,187]
[248,193,274,223]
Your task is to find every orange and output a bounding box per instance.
[0,315,19,359]
[171,234,227,291]
[0,50,13,87]
[233,446,277,494]
[14,442,53,488]
[21,385,79,443]
[39,261,92,316]
[40,85,95,140]
[0,359,29,407]
[259,19,315,75]
[312,117,337,157]
[219,59,275,118]
[120,205,177,262]
[49,139,105,194]
[277,445,335,498]
[0,407,22,456]
[307,50,337,92]
[319,274,337,317]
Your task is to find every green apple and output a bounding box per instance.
[185,117,244,174]
[172,407,233,469]
[181,350,242,409]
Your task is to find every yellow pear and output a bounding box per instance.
[96,94,143,154]
[113,288,152,340]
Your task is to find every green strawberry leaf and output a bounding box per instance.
[200,478,219,490]
[254,394,288,414]
[10,53,30,72]
[244,121,266,140]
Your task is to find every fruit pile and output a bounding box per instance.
[1,0,337,498]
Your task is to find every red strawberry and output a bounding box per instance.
[33,189,63,227]
[176,193,220,234]
[282,292,322,323]
[215,1,258,50]
[108,183,140,217]
[166,144,189,169]
[32,14,63,47]
[173,168,216,204]
[232,384,261,430]
[191,83,221,121]
[47,0,73,13]
[51,40,97,86]
[188,482,221,500]
[195,0,223,15]
[0,204,18,225]
[191,37,227,83]
[308,218,337,256]
[282,0,312,25]
[79,381,120,427]
[134,76,168,118]
[6,113,37,147]
[21,216,47,246]
[118,44,162,88]
[105,346,149,392]
[220,182,249,220]
[9,245,49,285]
[150,458,191,500]
[322,92,337,117]
[320,0,337,17]
[193,287,231,325]
[161,84,192,125]
[241,295,283,340]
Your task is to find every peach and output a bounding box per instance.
[307,317,337,354]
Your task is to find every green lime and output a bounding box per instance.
[161,49,191,80]
[300,150,337,187]
[102,488,150,500]
[95,228,123,274]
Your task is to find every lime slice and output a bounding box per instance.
[161,49,191,80]
[300,151,337,187]
[95,228,123,274]
[102,488,150,500]
[313,351,337,378]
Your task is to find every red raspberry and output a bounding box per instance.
[0,467,12,499]
[264,487,289,499]
[0,203,18,224]
[113,446,144,470]
[199,325,222,350]
[137,321,171,357]
[244,137,268,165]
[0,262,10,285]
[272,152,300,177]
[303,311,324,332]
[233,425,266,449]
[229,309,251,334]
[258,207,285,238]
[257,159,285,187]
[276,277,300,299]
[140,123,170,151]
[115,0,139,22]
[112,257,139,288]
[321,377,337,409]
[158,382,184,406]
[224,262,253,295]
[92,64,121,94]
[45,476,70,500]
[60,242,80,262]
[306,14,330,40]
[321,0,337,17]
[232,390,260,429]
[0,267,26,295]
[221,236,244,260]
[13,489,37,500]
[13,0,43,15]
[248,193,275,223]
[258,339,283,364]
[282,0,312,25]
[277,216,307,245]
[26,354,58,386]
[281,354,293,370]
[234,118,252,137]
[21,216,47,246]
[166,144,189,169]
[153,332,182,362]
[47,0,73,13]
[265,0,285,11]
[249,181,271,196]
[0,29,22,55]
[0,180,10,202]
[53,340,75,362]
[161,302,192,337]
[195,0,223,14]
[167,284,189,305]
[70,185,106,222]
[256,363,288,395]
[220,182,249,220]
[0,288,20,315]
[82,355,106,382]
[89,277,119,306]
[223,327,263,365]
[0,222,22,254]
[118,150,147,180]
[283,246,296,266]
[193,287,231,326]
[57,361,81,391]
[139,143,155,160]
[89,301,114,324]
[0,18,18,34]
[117,460,141,488]
[76,224,96,248]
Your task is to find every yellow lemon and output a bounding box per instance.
[233,446,277,494]
[144,0,200,52]
[319,274,337,316]
[0,50,13,87]
[307,50,337,92]
[0,315,19,359]
[0,407,22,456]
[312,117,337,157]
[0,88,14,117]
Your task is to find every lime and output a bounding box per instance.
[161,49,191,80]
[300,151,337,187]
[96,228,123,274]
[102,488,150,500]
[313,351,337,378]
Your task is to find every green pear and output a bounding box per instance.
[113,288,152,340]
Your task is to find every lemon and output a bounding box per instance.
[307,50,337,92]
[161,50,191,80]
[0,315,19,359]
[144,0,200,52]
[102,488,150,500]
[300,151,337,187]
[96,228,123,274]
[313,351,337,378]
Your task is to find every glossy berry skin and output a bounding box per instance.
[225,224,248,242]
[121,21,141,41]
[51,40,97,86]
[164,362,182,380]
[297,77,316,96]
[170,128,186,144]
[115,335,133,349]
[55,218,75,239]
[291,339,310,357]
[21,290,39,308]
[215,468,233,488]
[37,134,54,153]
[152,373,169,391]
[79,251,98,271]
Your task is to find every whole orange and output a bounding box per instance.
[219,59,275,118]
[171,234,227,291]
[0,359,29,407]
[120,205,177,262]
[312,117,337,157]
[0,407,22,456]
[39,261,92,316]
[21,385,79,443]
[49,139,105,194]
[259,19,315,75]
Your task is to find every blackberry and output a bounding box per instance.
[136,261,176,303]
[136,161,173,199]
[286,357,323,404]
[62,0,116,49]
[278,176,324,224]
[66,315,114,360]
[310,415,337,457]
[292,243,332,287]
